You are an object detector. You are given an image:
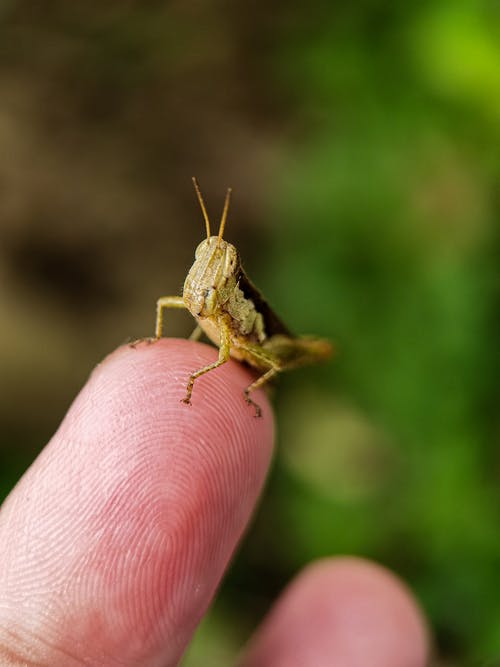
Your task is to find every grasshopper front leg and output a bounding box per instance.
[182,316,231,406]
[155,296,186,338]
[188,325,203,341]
[131,295,186,347]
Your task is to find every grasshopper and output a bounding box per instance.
[153,178,332,417]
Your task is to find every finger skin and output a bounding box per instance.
[0,339,274,666]
[239,558,430,667]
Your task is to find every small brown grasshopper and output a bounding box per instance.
[154,178,332,417]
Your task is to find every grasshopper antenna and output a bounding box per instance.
[192,177,211,238]
[218,187,232,244]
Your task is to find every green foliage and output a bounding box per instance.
[252,2,499,662]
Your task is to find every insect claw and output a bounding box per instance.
[129,336,157,349]
[244,393,262,418]
[181,396,192,406]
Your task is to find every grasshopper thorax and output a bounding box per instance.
[183,236,239,318]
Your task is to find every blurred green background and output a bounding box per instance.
[0,2,498,665]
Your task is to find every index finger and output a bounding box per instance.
[0,339,274,666]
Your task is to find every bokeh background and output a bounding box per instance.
[0,2,498,665]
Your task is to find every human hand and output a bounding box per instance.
[0,340,430,666]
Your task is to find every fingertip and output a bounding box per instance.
[240,557,430,667]
[61,338,275,483]
[98,338,274,423]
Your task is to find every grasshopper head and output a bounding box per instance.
[183,178,238,318]
[184,237,239,317]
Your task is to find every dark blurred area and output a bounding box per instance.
[0,2,499,664]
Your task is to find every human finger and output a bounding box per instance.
[239,557,430,667]
[0,339,274,666]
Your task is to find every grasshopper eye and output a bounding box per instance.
[195,240,207,259]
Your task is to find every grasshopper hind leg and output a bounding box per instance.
[244,367,279,418]
[235,342,282,417]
